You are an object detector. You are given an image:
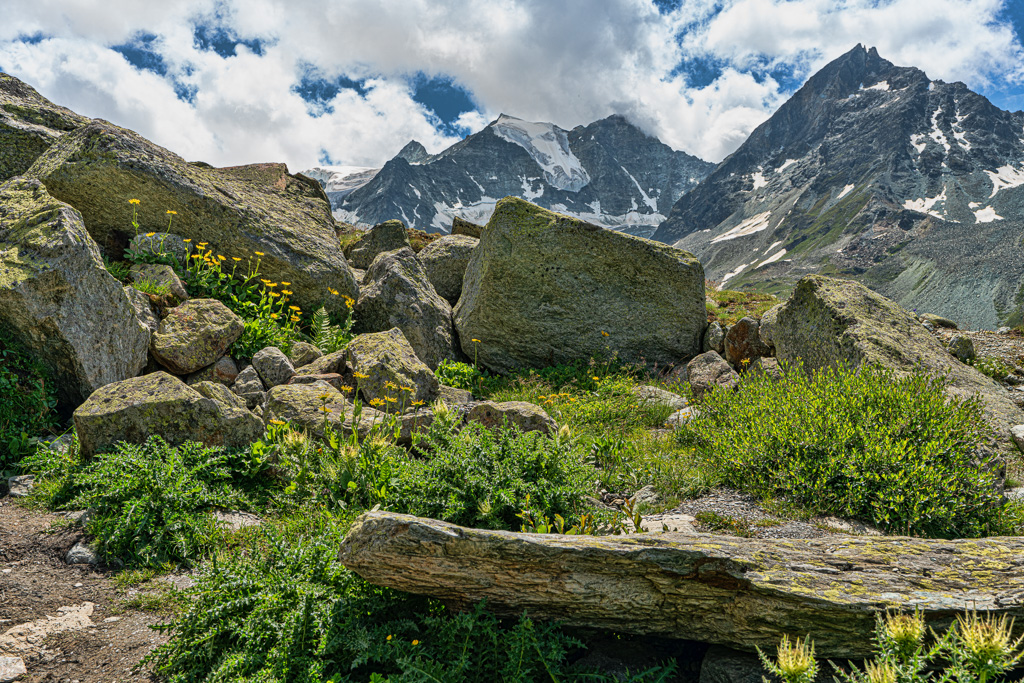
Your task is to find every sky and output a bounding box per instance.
[2,0,1022,172]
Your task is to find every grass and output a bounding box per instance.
[704,283,780,325]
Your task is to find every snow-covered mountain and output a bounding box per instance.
[654,45,1024,329]
[316,114,713,237]
[300,166,380,203]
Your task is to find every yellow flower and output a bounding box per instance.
[282,290,293,295]
[317,393,333,401]
[343,296,355,308]
[145,232,155,237]
[270,291,280,297]
[281,281,291,286]
[254,251,265,256]
[290,316,300,322]
[166,210,177,215]
[592,376,599,381]
[320,406,330,413]
[232,257,241,261]
[191,254,202,259]
[401,386,413,392]
[183,238,192,242]
[412,400,425,406]
[129,198,140,205]
[601,330,609,337]
[385,396,397,403]
[328,288,339,295]
[471,339,481,343]
[261,279,271,284]
[354,372,369,379]
[270,312,279,318]
[289,305,301,311]
[268,419,286,425]
[369,398,384,406]
[268,282,278,288]
[385,381,398,389]
[412,640,419,646]
[386,635,392,641]
[198,242,208,247]
[218,255,226,261]
[339,385,353,393]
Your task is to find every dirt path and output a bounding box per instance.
[0,497,170,682]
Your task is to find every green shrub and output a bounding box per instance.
[146,519,675,682]
[129,278,172,297]
[680,362,1012,538]
[24,436,272,567]
[0,332,58,469]
[393,419,594,530]
[435,359,485,391]
[306,305,356,354]
[968,355,1016,381]
[103,257,132,283]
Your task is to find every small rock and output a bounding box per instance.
[724,316,771,368]
[702,321,725,355]
[213,510,262,531]
[922,320,936,333]
[66,542,99,565]
[103,617,122,623]
[686,351,740,400]
[758,303,783,348]
[467,401,557,435]
[665,406,698,427]
[947,334,976,362]
[6,475,34,498]
[746,356,783,379]
[1011,425,1024,453]
[921,313,958,329]
[451,216,483,238]
[151,299,244,375]
[186,355,240,387]
[997,326,1012,335]
[288,341,323,368]
[0,656,27,683]
[129,263,187,301]
[638,513,697,534]
[438,384,474,405]
[631,485,660,506]
[635,385,688,411]
[232,365,268,410]
[349,220,411,269]
[1006,488,1024,502]
[288,373,351,395]
[252,347,296,388]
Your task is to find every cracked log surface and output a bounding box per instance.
[339,512,1024,657]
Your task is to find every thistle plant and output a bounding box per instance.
[946,612,1024,683]
[758,635,818,683]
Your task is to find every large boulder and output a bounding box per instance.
[0,73,89,182]
[454,198,706,374]
[355,248,458,370]
[466,401,557,435]
[0,178,149,407]
[724,317,771,368]
[24,120,357,315]
[251,346,295,388]
[774,276,1024,445]
[73,372,263,456]
[348,220,410,269]
[345,328,439,405]
[151,299,244,375]
[340,511,1024,659]
[416,234,477,305]
[451,216,483,238]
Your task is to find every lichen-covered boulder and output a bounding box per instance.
[686,351,740,400]
[634,386,688,411]
[124,285,159,334]
[231,365,266,410]
[438,385,473,405]
[186,355,240,386]
[346,328,439,405]
[151,299,243,375]
[466,401,556,435]
[774,276,1024,446]
[355,247,458,370]
[703,321,726,354]
[191,380,249,412]
[349,220,410,269]
[454,198,706,374]
[451,216,482,239]
[758,304,783,348]
[0,177,149,407]
[948,334,977,362]
[73,372,263,456]
[0,73,89,182]
[416,234,477,305]
[252,346,295,388]
[921,313,957,329]
[288,341,323,368]
[24,120,357,315]
[129,263,187,301]
[724,317,771,368]
[294,349,348,377]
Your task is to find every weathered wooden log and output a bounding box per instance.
[339,512,1024,657]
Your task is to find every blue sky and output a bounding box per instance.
[1,0,1021,171]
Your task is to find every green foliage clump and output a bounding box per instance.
[103,257,132,283]
[435,359,486,392]
[0,331,58,468]
[23,436,272,567]
[394,418,594,531]
[145,519,675,683]
[306,305,356,354]
[967,355,1017,381]
[129,278,172,298]
[681,362,1016,538]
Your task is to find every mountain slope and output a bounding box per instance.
[653,45,1024,329]
[329,114,713,236]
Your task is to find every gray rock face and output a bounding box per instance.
[294,349,348,376]
[288,341,323,368]
[6,475,34,498]
[653,45,1024,331]
[127,231,190,267]
[466,401,556,435]
[66,542,100,566]
[191,380,249,412]
[0,655,28,682]
[416,234,477,305]
[74,372,263,456]
[455,198,706,374]
[356,247,458,370]
[348,220,411,269]
[251,346,296,388]
[0,73,89,182]
[0,177,149,408]
[124,286,160,334]
[129,263,187,301]
[340,511,1024,658]
[686,351,740,400]
[336,114,712,236]
[438,384,474,405]
[947,334,977,362]
[774,276,1024,448]
[699,646,766,683]
[24,119,358,316]
[186,355,240,386]
[231,365,267,410]
[724,317,772,368]
[151,299,244,375]
[346,328,439,405]
[758,304,783,348]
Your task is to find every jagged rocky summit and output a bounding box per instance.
[654,44,1024,330]
[319,114,713,237]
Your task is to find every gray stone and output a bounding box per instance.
[191,380,250,412]
[346,328,440,406]
[998,326,1012,335]
[288,341,323,368]
[74,372,263,456]
[129,263,187,301]
[294,349,348,376]
[438,384,474,405]
[151,299,244,375]
[686,351,740,400]
[349,220,411,269]
[466,401,556,435]
[213,510,261,531]
[921,313,958,329]
[746,356,783,380]
[947,334,976,362]
[288,373,352,396]
[252,346,296,388]
[186,355,240,387]
[66,542,99,565]
[124,285,159,334]
[631,485,660,506]
[0,177,149,408]
[6,475,34,498]
[1012,425,1024,453]
[635,385,688,411]
[703,321,726,354]
[454,198,706,374]
[416,234,477,305]
[0,655,27,682]
[356,247,458,370]
[699,646,766,683]
[126,231,190,267]
[231,365,267,410]
[758,303,783,348]
[451,216,483,238]
[724,316,771,368]
[665,406,699,427]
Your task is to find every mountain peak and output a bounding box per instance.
[396,140,429,164]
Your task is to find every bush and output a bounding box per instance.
[0,331,58,469]
[24,436,272,567]
[145,519,675,682]
[680,362,1012,538]
[393,419,594,531]
[435,359,485,392]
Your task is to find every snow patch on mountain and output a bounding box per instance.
[711,212,772,243]
[775,159,798,173]
[721,262,751,285]
[750,172,767,190]
[910,133,927,154]
[836,184,856,200]
[861,81,890,91]
[985,165,1024,197]
[974,206,1003,223]
[302,166,379,198]
[903,187,947,219]
[492,115,590,192]
[622,166,658,212]
[929,108,951,153]
[758,248,787,268]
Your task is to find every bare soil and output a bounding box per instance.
[0,497,169,682]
